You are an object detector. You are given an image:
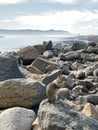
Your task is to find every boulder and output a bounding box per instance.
[34,44,45,54]
[0,78,46,108]
[38,100,98,130]
[16,46,39,65]
[0,57,23,81]
[60,51,80,61]
[0,107,35,130]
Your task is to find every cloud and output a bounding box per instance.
[2,10,98,34]
[40,0,76,4]
[0,0,27,4]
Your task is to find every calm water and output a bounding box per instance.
[0,34,71,52]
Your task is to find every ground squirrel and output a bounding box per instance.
[39,82,60,107]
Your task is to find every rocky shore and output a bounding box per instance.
[0,38,98,130]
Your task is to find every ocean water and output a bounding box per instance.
[0,34,71,52]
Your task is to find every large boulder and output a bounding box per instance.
[0,107,35,130]
[0,78,46,108]
[0,57,23,81]
[16,46,39,65]
[38,100,98,130]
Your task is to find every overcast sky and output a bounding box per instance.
[0,0,98,34]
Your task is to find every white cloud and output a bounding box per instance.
[0,0,27,4]
[40,0,76,4]
[2,10,98,34]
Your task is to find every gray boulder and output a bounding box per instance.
[60,51,80,61]
[0,107,35,130]
[16,46,39,65]
[0,78,46,108]
[38,100,98,130]
[0,57,23,81]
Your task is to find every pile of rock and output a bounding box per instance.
[0,40,98,130]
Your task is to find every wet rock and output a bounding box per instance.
[0,78,46,108]
[0,107,35,130]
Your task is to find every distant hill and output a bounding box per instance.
[0,29,71,35]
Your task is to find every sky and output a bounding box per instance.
[0,0,98,34]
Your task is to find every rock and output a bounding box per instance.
[0,78,46,108]
[34,44,45,55]
[45,64,59,72]
[57,88,71,100]
[76,80,95,90]
[72,85,88,94]
[84,46,98,54]
[85,63,98,76]
[94,55,98,61]
[31,57,58,73]
[27,65,43,74]
[43,40,53,50]
[0,57,23,81]
[60,51,80,61]
[82,103,98,120]
[0,107,35,130]
[60,63,70,75]
[38,100,98,130]
[66,76,75,89]
[43,50,53,58]
[16,46,39,65]
[71,62,84,70]
[42,70,62,85]
[32,117,41,130]
[75,70,85,79]
[86,94,98,105]
[93,69,98,76]
[71,41,86,51]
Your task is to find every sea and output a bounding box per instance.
[0,34,72,52]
